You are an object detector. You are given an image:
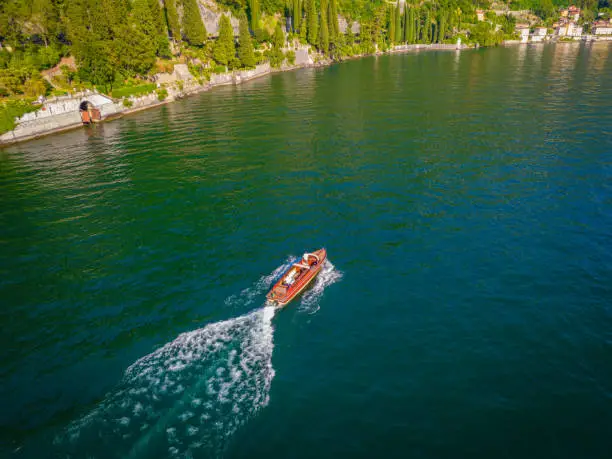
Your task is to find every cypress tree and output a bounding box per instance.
[388,6,395,44]
[432,20,437,45]
[299,11,307,42]
[306,0,318,46]
[148,0,170,56]
[319,0,329,53]
[214,14,234,66]
[329,0,339,43]
[438,11,446,43]
[411,7,416,43]
[238,12,255,68]
[248,0,260,32]
[123,0,157,74]
[270,22,284,67]
[133,0,156,45]
[292,0,299,32]
[346,23,354,45]
[404,5,410,43]
[395,1,402,43]
[182,0,207,45]
[148,0,165,37]
[425,9,431,43]
[164,0,181,41]
[65,0,88,45]
[415,8,421,43]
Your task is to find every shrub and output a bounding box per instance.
[23,77,47,98]
[156,88,168,101]
[202,68,212,81]
[188,63,202,78]
[213,65,226,74]
[122,98,134,108]
[285,50,296,65]
[0,99,41,135]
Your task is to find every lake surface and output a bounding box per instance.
[2,43,612,459]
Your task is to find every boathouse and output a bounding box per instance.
[79,94,113,124]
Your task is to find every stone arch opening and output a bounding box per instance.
[79,100,101,124]
[79,100,92,111]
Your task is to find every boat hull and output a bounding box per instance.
[267,249,326,308]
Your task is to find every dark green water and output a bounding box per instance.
[2,43,612,458]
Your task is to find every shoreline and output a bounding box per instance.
[1,44,468,148]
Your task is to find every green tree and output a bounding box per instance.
[270,22,285,67]
[214,14,235,66]
[23,76,47,98]
[0,0,28,46]
[359,21,374,54]
[116,0,157,75]
[346,23,354,45]
[238,12,255,68]
[404,5,410,43]
[182,0,207,45]
[388,6,395,44]
[248,0,260,31]
[395,1,402,43]
[164,0,181,40]
[319,0,329,52]
[299,13,308,42]
[306,0,318,46]
[131,0,157,57]
[437,11,447,43]
[329,0,339,44]
[535,0,555,20]
[373,5,387,50]
[292,0,300,32]
[77,42,117,91]
[30,0,57,47]
[415,7,421,43]
[147,0,170,56]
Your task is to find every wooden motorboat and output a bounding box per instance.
[266,249,327,307]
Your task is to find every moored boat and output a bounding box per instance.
[266,249,327,307]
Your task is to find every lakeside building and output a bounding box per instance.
[560,6,581,21]
[476,9,485,22]
[592,20,612,35]
[516,24,530,43]
[531,27,548,42]
[554,21,583,37]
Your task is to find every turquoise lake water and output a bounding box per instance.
[1,43,612,458]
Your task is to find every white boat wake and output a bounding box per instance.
[299,261,343,314]
[55,259,341,458]
[224,257,295,309]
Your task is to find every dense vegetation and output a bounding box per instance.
[0,0,607,108]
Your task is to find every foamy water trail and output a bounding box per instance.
[299,260,343,314]
[55,258,339,458]
[55,265,283,459]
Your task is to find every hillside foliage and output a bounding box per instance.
[0,0,605,101]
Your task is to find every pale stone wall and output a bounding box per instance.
[200,4,239,37]
[173,64,194,81]
[0,111,82,143]
[338,16,360,35]
[294,49,312,66]
[17,92,114,123]
[155,64,194,84]
[0,91,117,143]
[209,72,233,86]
